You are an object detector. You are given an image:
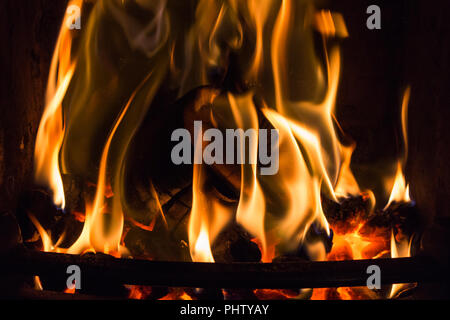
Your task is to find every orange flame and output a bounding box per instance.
[30,85,134,256]
[384,162,411,209]
[188,163,231,263]
[246,0,274,79]
[34,0,83,208]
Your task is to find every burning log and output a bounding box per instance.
[323,194,422,237]
[2,248,446,289]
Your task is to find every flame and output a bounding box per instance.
[191,225,215,263]
[246,0,274,79]
[31,0,173,262]
[31,0,420,301]
[34,276,44,291]
[262,109,330,245]
[271,6,348,201]
[389,231,416,298]
[401,87,411,163]
[384,162,411,209]
[314,11,349,38]
[30,69,153,257]
[384,87,412,209]
[334,144,361,197]
[271,0,292,114]
[30,84,132,255]
[33,0,83,208]
[187,5,351,261]
[228,93,267,258]
[188,161,231,262]
[63,89,138,256]
[28,213,55,252]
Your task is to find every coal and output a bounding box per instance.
[185,287,224,300]
[223,289,258,300]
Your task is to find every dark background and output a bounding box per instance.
[0,0,449,226]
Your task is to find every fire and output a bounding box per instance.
[384,87,412,209]
[62,89,137,256]
[32,0,170,260]
[188,3,350,261]
[31,0,419,300]
[246,0,273,79]
[227,93,268,259]
[328,224,388,261]
[34,0,83,208]
[384,162,411,209]
[335,144,361,198]
[389,231,416,298]
[188,162,231,263]
[261,109,330,251]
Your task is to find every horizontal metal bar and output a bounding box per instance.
[1,248,446,289]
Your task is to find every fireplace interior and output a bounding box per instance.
[0,0,449,300]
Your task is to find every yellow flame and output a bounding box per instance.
[203,4,350,258]
[192,225,215,263]
[30,85,141,257]
[31,1,399,287]
[271,11,346,200]
[389,231,415,298]
[28,213,55,252]
[34,67,74,209]
[384,87,412,209]
[384,162,411,209]
[262,109,329,246]
[34,0,83,208]
[228,93,268,258]
[334,144,361,197]
[271,0,292,113]
[188,163,231,263]
[188,107,232,263]
[65,92,135,256]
